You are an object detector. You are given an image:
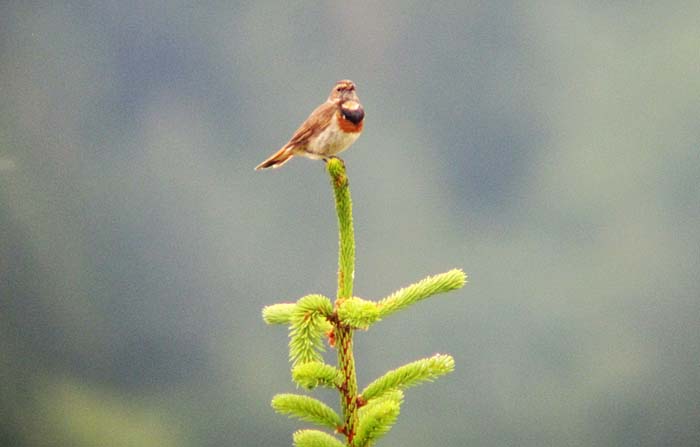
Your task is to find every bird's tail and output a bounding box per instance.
[255,146,295,170]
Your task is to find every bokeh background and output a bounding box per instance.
[2,2,699,446]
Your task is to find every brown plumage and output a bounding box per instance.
[255,80,365,170]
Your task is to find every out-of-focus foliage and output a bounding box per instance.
[1,2,699,446]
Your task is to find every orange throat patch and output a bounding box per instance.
[337,108,364,133]
[337,113,364,133]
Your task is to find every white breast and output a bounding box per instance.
[305,117,361,158]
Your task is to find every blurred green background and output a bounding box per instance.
[2,2,699,446]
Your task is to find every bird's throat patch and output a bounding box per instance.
[339,100,365,132]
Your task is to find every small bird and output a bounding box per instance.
[255,80,365,170]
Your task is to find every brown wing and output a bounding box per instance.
[284,101,336,149]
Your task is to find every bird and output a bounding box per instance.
[255,80,365,170]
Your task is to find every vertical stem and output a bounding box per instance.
[329,159,354,301]
[327,158,358,444]
[335,325,358,444]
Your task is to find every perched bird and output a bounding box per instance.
[255,80,365,170]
